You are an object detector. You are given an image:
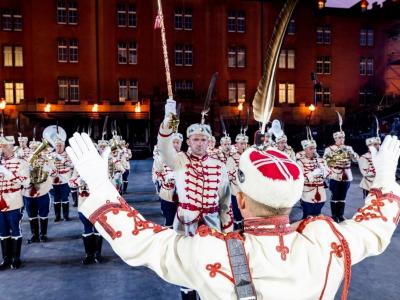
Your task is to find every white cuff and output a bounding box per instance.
[79,182,121,218]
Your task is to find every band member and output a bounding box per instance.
[153,133,182,228]
[0,136,29,270]
[50,136,73,222]
[359,137,381,198]
[296,138,327,218]
[23,140,54,243]
[109,140,125,193]
[15,135,30,161]
[207,136,217,156]
[323,129,359,223]
[68,133,400,300]
[226,133,248,229]
[69,172,103,265]
[120,140,132,194]
[254,130,274,149]
[275,134,295,160]
[214,135,235,165]
[157,99,233,236]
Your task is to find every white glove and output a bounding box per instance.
[0,165,13,179]
[66,133,111,192]
[164,98,176,119]
[369,135,400,188]
[310,168,323,178]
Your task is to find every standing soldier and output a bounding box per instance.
[158,99,233,236]
[15,135,30,161]
[226,133,248,229]
[359,136,380,198]
[0,135,29,269]
[323,114,359,222]
[153,133,182,228]
[23,140,54,242]
[296,134,327,219]
[50,136,73,222]
[69,171,103,265]
[275,135,295,160]
[214,135,235,165]
[109,139,125,193]
[120,139,132,194]
[206,136,218,157]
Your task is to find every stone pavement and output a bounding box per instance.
[0,160,398,300]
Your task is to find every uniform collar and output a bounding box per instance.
[244,216,293,235]
[188,153,208,161]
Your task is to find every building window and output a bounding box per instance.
[2,8,12,31]
[119,79,138,102]
[117,41,137,65]
[58,39,68,62]
[58,78,79,102]
[57,0,78,25]
[228,46,246,68]
[228,82,246,103]
[69,39,78,63]
[117,3,126,26]
[227,10,245,33]
[3,46,23,67]
[175,80,194,91]
[14,46,23,67]
[3,46,13,66]
[117,3,136,27]
[316,26,331,44]
[279,50,295,69]
[359,88,374,106]
[360,29,374,47]
[175,8,192,30]
[128,5,137,27]
[13,9,22,31]
[4,82,24,104]
[278,83,295,104]
[316,56,331,74]
[360,57,374,76]
[58,39,78,63]
[287,19,295,35]
[128,42,137,64]
[316,86,331,106]
[175,44,192,66]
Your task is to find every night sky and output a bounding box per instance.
[327,0,385,8]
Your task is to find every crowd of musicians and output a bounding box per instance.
[0,128,131,270]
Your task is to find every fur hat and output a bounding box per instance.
[29,140,41,149]
[18,136,28,142]
[275,134,287,143]
[301,139,317,150]
[172,133,183,141]
[0,136,15,145]
[333,131,345,139]
[237,148,304,208]
[97,139,108,147]
[186,123,212,138]
[54,134,65,145]
[235,133,249,143]
[366,136,381,146]
[220,135,231,144]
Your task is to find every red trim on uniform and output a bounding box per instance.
[158,131,172,138]
[206,263,234,284]
[244,216,293,236]
[354,189,400,224]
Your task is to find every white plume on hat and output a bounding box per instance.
[366,137,381,146]
[237,147,304,208]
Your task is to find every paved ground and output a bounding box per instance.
[0,160,398,300]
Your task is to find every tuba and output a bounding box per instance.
[29,139,49,185]
[325,146,350,167]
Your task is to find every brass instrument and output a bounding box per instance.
[29,139,49,185]
[168,114,180,132]
[325,147,350,167]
